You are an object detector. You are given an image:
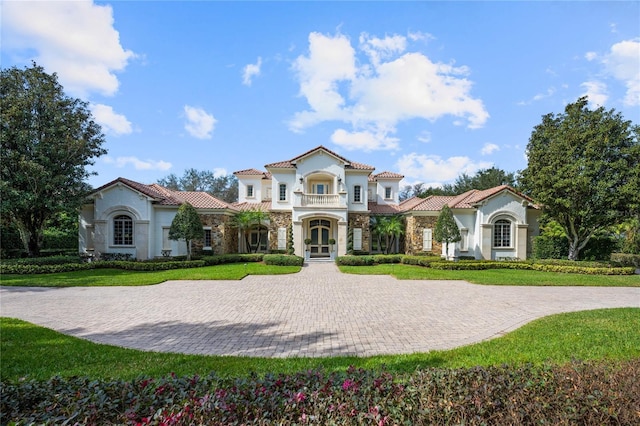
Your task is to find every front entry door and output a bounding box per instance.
[309,219,331,258]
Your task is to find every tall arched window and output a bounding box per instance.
[113,215,133,245]
[493,219,511,248]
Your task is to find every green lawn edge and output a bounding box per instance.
[2,308,639,382]
[339,264,640,286]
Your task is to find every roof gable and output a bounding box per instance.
[402,185,538,212]
[90,177,236,211]
[264,145,375,171]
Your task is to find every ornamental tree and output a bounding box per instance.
[434,205,461,260]
[0,63,106,256]
[520,97,640,261]
[169,202,203,260]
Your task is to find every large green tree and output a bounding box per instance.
[168,202,203,261]
[520,97,640,261]
[158,169,238,203]
[1,63,106,256]
[434,205,461,260]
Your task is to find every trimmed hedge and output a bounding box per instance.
[611,253,640,268]
[201,253,263,265]
[263,254,304,266]
[2,360,639,425]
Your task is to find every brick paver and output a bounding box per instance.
[1,262,639,357]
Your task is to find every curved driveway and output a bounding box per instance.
[1,262,639,358]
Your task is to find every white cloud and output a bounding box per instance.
[2,0,135,98]
[517,87,556,105]
[212,167,228,177]
[481,143,500,155]
[242,57,262,86]
[581,81,609,106]
[331,128,399,152]
[289,31,488,150]
[104,156,172,171]
[183,105,216,139]
[585,51,598,61]
[90,104,132,136]
[396,152,492,183]
[602,39,640,106]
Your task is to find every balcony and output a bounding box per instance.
[295,192,346,208]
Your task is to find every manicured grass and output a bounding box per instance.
[0,263,301,287]
[339,264,640,286]
[2,308,638,381]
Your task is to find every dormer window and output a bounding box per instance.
[279,183,287,201]
[247,184,254,198]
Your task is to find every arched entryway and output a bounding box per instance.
[308,218,332,258]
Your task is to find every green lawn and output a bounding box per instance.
[2,308,638,381]
[339,264,640,286]
[0,263,301,287]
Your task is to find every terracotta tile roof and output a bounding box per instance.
[401,185,539,212]
[231,200,272,211]
[368,202,403,214]
[264,145,375,171]
[233,168,272,180]
[372,171,404,180]
[91,177,236,211]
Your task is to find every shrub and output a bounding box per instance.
[371,254,403,264]
[611,253,640,268]
[2,360,639,425]
[263,254,304,266]
[335,256,376,266]
[401,255,441,267]
[201,254,263,266]
[100,253,134,262]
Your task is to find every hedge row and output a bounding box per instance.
[2,360,638,425]
[1,254,266,275]
[335,255,636,275]
[263,254,304,266]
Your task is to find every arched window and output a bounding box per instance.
[493,219,511,248]
[113,215,133,245]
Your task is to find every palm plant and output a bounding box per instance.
[371,215,404,254]
[232,209,269,253]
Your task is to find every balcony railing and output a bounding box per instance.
[299,193,344,207]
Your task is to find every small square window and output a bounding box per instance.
[384,187,392,199]
[247,184,254,197]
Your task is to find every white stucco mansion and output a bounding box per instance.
[80,146,540,260]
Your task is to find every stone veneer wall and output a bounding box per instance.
[404,215,442,255]
[192,213,237,255]
[267,212,292,251]
[348,213,370,252]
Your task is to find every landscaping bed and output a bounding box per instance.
[2,360,638,425]
[336,255,637,275]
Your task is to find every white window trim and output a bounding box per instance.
[460,228,469,252]
[112,214,134,247]
[493,219,513,249]
[246,184,254,198]
[384,186,392,200]
[422,228,433,252]
[278,183,287,202]
[353,185,362,203]
[203,226,213,250]
[353,228,363,251]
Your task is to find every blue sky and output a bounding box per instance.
[3,1,639,190]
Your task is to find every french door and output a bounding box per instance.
[309,219,331,257]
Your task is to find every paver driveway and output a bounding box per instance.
[1,262,639,357]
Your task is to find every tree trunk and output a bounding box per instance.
[186,239,192,261]
[567,239,580,261]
